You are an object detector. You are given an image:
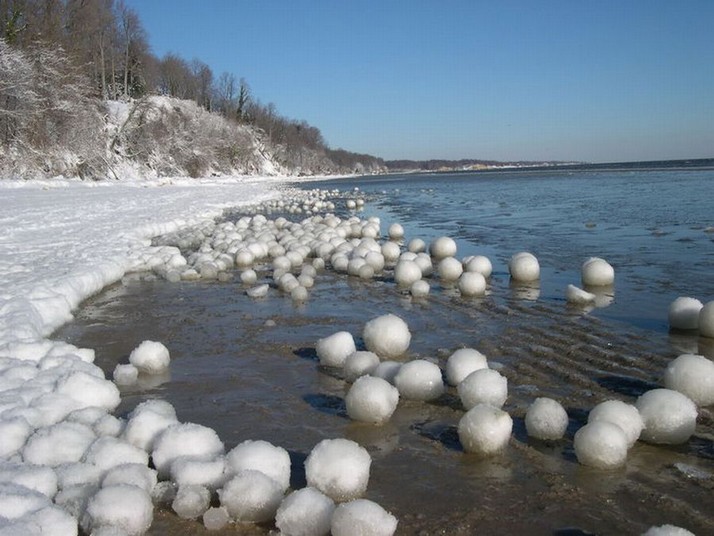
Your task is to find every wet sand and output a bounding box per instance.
[54,256,714,535]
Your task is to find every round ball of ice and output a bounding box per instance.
[381,241,401,263]
[407,238,426,253]
[642,525,696,536]
[587,400,643,448]
[410,279,430,298]
[573,421,628,469]
[438,257,463,281]
[83,484,153,536]
[362,314,411,358]
[509,252,540,282]
[581,257,615,287]
[343,351,380,382]
[225,439,291,492]
[331,499,398,536]
[699,301,714,338]
[445,348,488,386]
[152,423,224,477]
[664,353,714,406]
[464,255,493,278]
[128,340,170,374]
[429,236,457,260]
[316,331,356,368]
[394,360,444,401]
[668,297,703,330]
[394,260,422,287]
[22,421,96,466]
[458,404,512,455]
[275,487,335,536]
[636,389,698,445]
[525,398,569,440]
[371,361,402,384]
[305,438,371,502]
[219,470,283,523]
[458,368,507,409]
[458,272,486,297]
[388,223,404,240]
[172,484,211,520]
[346,376,400,424]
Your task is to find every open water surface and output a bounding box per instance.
[55,166,714,535]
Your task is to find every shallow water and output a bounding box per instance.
[55,168,714,535]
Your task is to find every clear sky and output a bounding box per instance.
[125,0,714,163]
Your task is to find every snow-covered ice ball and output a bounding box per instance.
[170,456,226,491]
[275,487,335,536]
[642,524,696,536]
[381,242,401,263]
[636,389,698,444]
[508,252,540,282]
[458,272,486,296]
[363,314,411,358]
[56,371,120,411]
[203,506,230,531]
[587,400,643,448]
[573,421,628,469]
[82,484,153,536]
[388,223,404,240]
[343,351,380,382]
[0,482,50,519]
[566,284,596,304]
[316,331,356,368]
[225,439,291,492]
[429,236,457,260]
[102,463,157,494]
[410,279,430,298]
[128,340,170,374]
[305,438,371,502]
[291,285,309,302]
[668,297,703,330]
[22,421,96,466]
[240,269,258,285]
[83,437,149,474]
[463,255,493,278]
[23,504,78,536]
[151,423,224,477]
[172,484,211,520]
[150,481,177,508]
[112,363,138,385]
[458,368,508,409]
[407,238,426,253]
[445,348,488,386]
[437,257,463,281]
[122,400,178,452]
[699,301,714,338]
[581,257,615,287]
[0,462,58,498]
[219,470,283,523]
[345,376,400,424]
[331,499,398,536]
[525,398,569,440]
[394,360,444,401]
[458,404,513,455]
[371,361,402,384]
[664,353,714,406]
[55,462,101,491]
[0,417,32,458]
[394,260,422,287]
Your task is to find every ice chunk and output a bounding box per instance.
[128,341,170,374]
[202,506,230,531]
[304,438,371,502]
[219,470,283,523]
[55,371,120,411]
[275,487,335,536]
[363,314,411,358]
[642,525,695,536]
[331,499,398,536]
[225,440,290,492]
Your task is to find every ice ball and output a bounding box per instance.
[407,238,426,253]
[463,255,493,278]
[102,463,157,494]
[388,223,404,240]
[636,389,698,444]
[82,436,149,474]
[394,260,422,287]
[573,421,628,469]
[508,252,540,282]
[525,398,569,440]
[458,404,513,455]
[371,361,402,384]
[394,359,444,401]
[275,487,335,536]
[305,438,371,502]
[668,297,703,330]
[225,439,291,492]
[128,340,170,374]
[458,271,486,296]
[343,351,380,382]
[219,470,283,523]
[381,242,401,263]
[56,371,120,411]
[438,257,463,281]
[22,421,96,466]
[203,506,230,530]
[664,353,714,406]
[410,279,430,298]
[362,314,411,358]
[642,525,695,536]
[429,236,457,260]
[581,257,615,286]
[699,301,714,338]
[112,364,138,385]
[331,499,398,536]
[170,456,226,491]
[458,368,508,410]
[345,376,400,424]
[0,417,32,458]
[82,484,153,536]
[445,348,488,386]
[316,331,356,368]
[172,484,211,520]
[151,423,224,477]
[587,400,643,448]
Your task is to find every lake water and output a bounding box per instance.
[56,165,714,535]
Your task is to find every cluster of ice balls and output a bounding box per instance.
[113,340,171,386]
[565,257,616,306]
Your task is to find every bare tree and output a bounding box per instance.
[191,58,212,110]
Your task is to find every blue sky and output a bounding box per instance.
[126,0,714,163]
